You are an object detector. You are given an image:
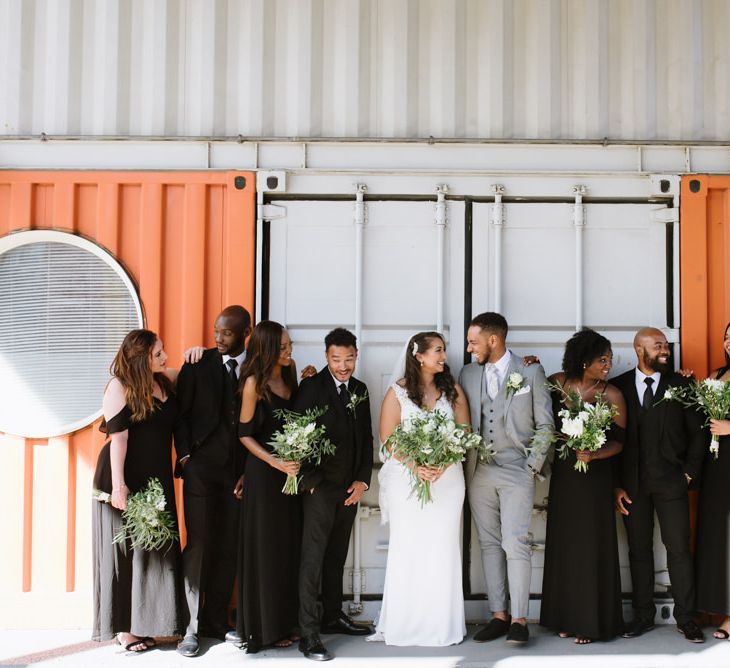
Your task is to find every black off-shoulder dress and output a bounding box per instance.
[91,397,182,641]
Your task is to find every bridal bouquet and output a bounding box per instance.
[385,409,492,505]
[663,378,730,459]
[269,406,336,494]
[551,384,618,473]
[93,477,179,551]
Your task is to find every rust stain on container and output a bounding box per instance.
[0,171,255,627]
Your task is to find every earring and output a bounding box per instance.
[582,363,587,369]
[420,361,424,367]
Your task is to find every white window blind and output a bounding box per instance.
[0,231,143,438]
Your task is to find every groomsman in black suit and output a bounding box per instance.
[294,328,374,662]
[175,306,252,657]
[612,327,705,643]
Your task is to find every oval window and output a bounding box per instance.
[0,231,143,438]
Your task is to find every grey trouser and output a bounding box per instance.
[469,460,534,619]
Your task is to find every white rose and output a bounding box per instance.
[509,372,523,386]
[703,378,725,392]
[561,416,585,438]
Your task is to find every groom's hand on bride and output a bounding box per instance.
[344,481,368,506]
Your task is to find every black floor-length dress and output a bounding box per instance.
[540,390,624,641]
[237,392,302,649]
[695,372,730,615]
[92,397,182,640]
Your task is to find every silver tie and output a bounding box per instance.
[485,364,499,400]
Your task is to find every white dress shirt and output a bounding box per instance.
[635,367,661,402]
[222,349,247,379]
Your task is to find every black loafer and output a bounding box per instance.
[506,622,529,645]
[299,633,333,661]
[177,634,200,657]
[224,629,244,647]
[473,616,511,642]
[622,619,655,638]
[321,613,373,636]
[677,620,705,643]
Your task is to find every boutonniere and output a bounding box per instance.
[346,389,368,416]
[505,372,525,397]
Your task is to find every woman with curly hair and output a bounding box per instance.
[540,328,626,644]
[236,320,302,653]
[374,331,471,646]
[92,329,182,653]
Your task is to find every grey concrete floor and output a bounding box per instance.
[2,625,730,668]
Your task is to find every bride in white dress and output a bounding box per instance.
[374,331,471,646]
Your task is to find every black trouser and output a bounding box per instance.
[181,457,240,636]
[299,483,358,636]
[623,486,695,624]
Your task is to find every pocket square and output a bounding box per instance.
[514,385,531,396]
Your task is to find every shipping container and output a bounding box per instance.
[0,170,255,628]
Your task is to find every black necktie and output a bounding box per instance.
[226,359,238,386]
[642,377,654,410]
[338,382,349,403]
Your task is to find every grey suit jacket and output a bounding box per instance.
[459,352,554,486]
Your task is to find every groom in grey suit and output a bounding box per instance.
[459,312,554,645]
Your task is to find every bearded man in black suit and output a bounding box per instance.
[294,328,374,662]
[175,306,251,657]
[612,327,705,643]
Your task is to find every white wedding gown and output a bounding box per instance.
[375,383,466,646]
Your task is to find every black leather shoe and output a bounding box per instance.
[506,622,529,645]
[622,619,655,638]
[473,616,511,642]
[299,633,333,661]
[677,620,705,643]
[321,612,373,636]
[177,634,200,657]
[224,630,244,647]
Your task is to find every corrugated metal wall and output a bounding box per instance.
[0,170,255,628]
[0,0,728,142]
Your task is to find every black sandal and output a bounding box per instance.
[714,628,730,640]
[116,634,149,653]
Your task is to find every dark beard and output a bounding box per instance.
[643,350,672,374]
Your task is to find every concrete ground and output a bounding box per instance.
[2,625,730,668]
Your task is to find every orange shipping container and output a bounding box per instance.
[680,175,730,376]
[0,170,255,628]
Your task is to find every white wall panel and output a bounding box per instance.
[1,0,729,142]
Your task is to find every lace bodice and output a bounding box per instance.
[391,382,454,421]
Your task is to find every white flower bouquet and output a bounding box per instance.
[551,384,618,473]
[93,477,179,552]
[269,406,336,494]
[385,409,493,505]
[663,378,730,459]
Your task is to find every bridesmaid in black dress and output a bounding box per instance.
[695,321,730,640]
[92,329,182,653]
[540,329,626,644]
[237,320,303,653]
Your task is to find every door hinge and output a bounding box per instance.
[259,203,286,221]
[650,207,679,224]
